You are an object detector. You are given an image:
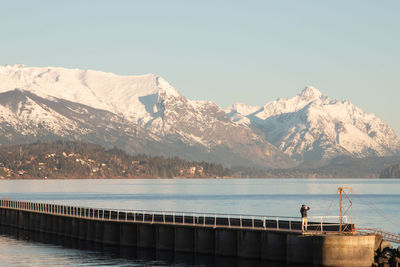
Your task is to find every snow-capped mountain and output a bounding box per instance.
[0,64,294,168]
[227,86,400,161]
[2,64,398,167]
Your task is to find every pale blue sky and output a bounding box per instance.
[1,1,399,133]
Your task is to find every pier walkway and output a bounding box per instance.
[0,199,376,267]
[0,199,347,234]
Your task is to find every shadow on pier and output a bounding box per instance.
[0,224,305,267]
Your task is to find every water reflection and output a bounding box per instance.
[0,225,303,267]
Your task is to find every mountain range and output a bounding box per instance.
[0,64,399,170]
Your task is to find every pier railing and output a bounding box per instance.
[0,199,348,233]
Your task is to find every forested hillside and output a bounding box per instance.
[380,164,400,178]
[0,141,231,179]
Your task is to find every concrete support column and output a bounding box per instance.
[64,217,73,237]
[137,224,156,248]
[0,209,4,225]
[23,212,31,230]
[31,213,39,231]
[3,209,9,226]
[78,219,88,240]
[46,215,53,233]
[94,220,104,243]
[156,225,174,250]
[261,231,286,261]
[237,230,261,259]
[215,228,237,256]
[103,221,120,245]
[10,210,17,226]
[86,220,95,242]
[57,216,66,236]
[4,209,10,226]
[286,234,313,264]
[18,211,25,229]
[48,216,57,234]
[195,228,215,254]
[71,218,80,239]
[6,209,12,226]
[120,223,137,247]
[39,214,48,233]
[2,209,9,226]
[175,226,195,253]
[314,234,376,267]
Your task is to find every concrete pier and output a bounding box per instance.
[215,228,237,256]
[137,224,156,248]
[120,222,137,247]
[175,226,195,252]
[262,231,287,261]
[0,199,377,266]
[195,228,215,254]
[156,225,174,250]
[238,230,261,259]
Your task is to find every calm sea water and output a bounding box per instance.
[0,178,399,266]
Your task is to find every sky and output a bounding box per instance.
[1,1,399,133]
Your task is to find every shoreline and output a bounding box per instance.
[0,176,385,180]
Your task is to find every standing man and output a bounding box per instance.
[300,204,310,232]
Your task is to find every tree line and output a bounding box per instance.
[0,141,231,179]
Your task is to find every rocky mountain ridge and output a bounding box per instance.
[0,64,399,168]
[0,64,293,168]
[227,87,400,161]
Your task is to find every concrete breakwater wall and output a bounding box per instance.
[0,200,376,266]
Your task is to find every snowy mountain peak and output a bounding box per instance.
[0,64,398,167]
[227,86,400,161]
[0,64,295,169]
[0,65,185,122]
[299,86,324,100]
[155,76,181,98]
[1,64,27,69]
[227,103,261,116]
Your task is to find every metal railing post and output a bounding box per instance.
[289,219,292,231]
[276,217,279,230]
[320,217,323,233]
[252,216,255,229]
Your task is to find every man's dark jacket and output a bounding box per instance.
[300,205,310,218]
